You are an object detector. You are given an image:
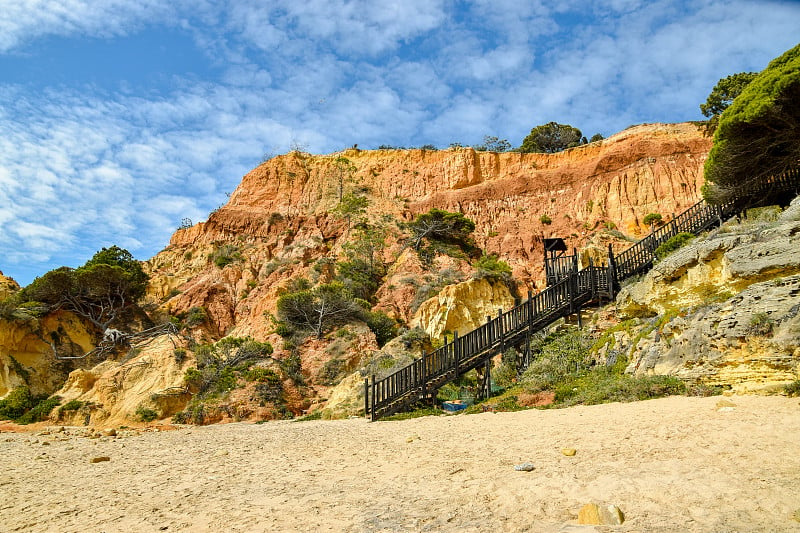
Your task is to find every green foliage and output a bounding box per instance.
[184,306,208,327]
[19,246,148,329]
[642,213,663,227]
[521,329,592,392]
[473,254,512,282]
[184,337,274,396]
[16,395,61,424]
[553,372,686,406]
[277,281,364,338]
[279,353,304,384]
[61,399,84,411]
[539,214,552,225]
[365,310,399,347]
[316,358,347,385]
[401,326,430,349]
[704,44,800,203]
[134,405,160,423]
[701,72,758,118]
[0,387,60,423]
[473,136,511,152]
[519,122,585,153]
[177,337,279,424]
[333,192,369,230]
[654,232,695,260]
[0,386,35,420]
[747,312,774,337]
[589,133,605,143]
[211,244,242,268]
[405,208,476,252]
[785,380,800,397]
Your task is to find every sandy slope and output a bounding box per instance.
[1,395,799,532]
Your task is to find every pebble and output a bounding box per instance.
[90,456,111,464]
[561,448,577,456]
[513,462,535,472]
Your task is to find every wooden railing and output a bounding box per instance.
[365,168,800,420]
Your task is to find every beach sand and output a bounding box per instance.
[1,394,799,532]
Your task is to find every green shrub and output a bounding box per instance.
[747,312,774,336]
[184,306,208,327]
[317,358,347,385]
[17,395,61,424]
[539,214,552,225]
[785,381,800,397]
[211,244,242,268]
[60,399,84,411]
[365,311,399,347]
[280,354,304,384]
[135,405,160,423]
[0,386,35,420]
[473,254,512,281]
[643,213,663,227]
[654,232,695,260]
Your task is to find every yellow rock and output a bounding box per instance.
[577,503,625,525]
[561,448,577,456]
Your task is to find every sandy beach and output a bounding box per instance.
[1,394,799,532]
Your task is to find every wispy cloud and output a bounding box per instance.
[0,0,798,284]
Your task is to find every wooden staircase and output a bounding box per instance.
[365,169,800,420]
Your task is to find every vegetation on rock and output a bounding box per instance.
[17,246,148,330]
[519,122,585,153]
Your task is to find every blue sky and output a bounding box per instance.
[0,0,798,286]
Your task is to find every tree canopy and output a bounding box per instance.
[19,246,148,329]
[276,281,363,339]
[519,122,585,153]
[405,208,476,250]
[703,44,800,203]
[700,71,758,119]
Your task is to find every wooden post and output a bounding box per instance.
[607,243,618,296]
[453,330,460,377]
[364,377,369,418]
[498,308,505,354]
[370,374,376,421]
[484,359,492,399]
[420,348,427,403]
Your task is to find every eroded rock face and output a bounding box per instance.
[411,278,516,340]
[0,311,96,398]
[146,122,711,342]
[617,205,800,316]
[630,275,800,391]
[53,336,191,427]
[614,201,800,391]
[0,271,20,301]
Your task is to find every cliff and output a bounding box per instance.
[605,200,800,392]
[147,122,711,338]
[6,121,756,425]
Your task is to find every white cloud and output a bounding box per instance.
[1,0,799,285]
[0,0,189,52]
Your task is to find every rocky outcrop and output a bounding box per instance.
[0,311,95,398]
[53,335,191,427]
[631,275,800,391]
[0,271,19,300]
[611,199,800,391]
[411,277,516,339]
